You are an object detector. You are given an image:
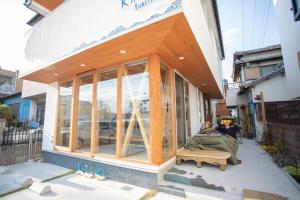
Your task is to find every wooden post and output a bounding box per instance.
[170,69,177,156]
[260,92,268,133]
[69,77,79,152]
[116,66,123,158]
[91,72,98,157]
[149,55,163,165]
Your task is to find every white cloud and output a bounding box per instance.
[223,28,240,45]
[224,28,240,37]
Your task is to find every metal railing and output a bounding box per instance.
[1,128,43,145]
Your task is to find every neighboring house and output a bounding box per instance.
[224,82,240,118]
[21,0,224,187]
[0,68,45,126]
[0,93,31,122]
[232,45,285,141]
[0,68,19,98]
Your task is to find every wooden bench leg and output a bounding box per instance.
[176,159,181,165]
[196,162,202,168]
[220,164,226,171]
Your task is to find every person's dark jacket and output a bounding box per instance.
[215,124,240,139]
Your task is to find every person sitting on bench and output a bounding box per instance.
[216,120,241,140]
[185,121,241,165]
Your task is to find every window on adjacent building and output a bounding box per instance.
[260,65,276,77]
[292,0,300,21]
[244,67,260,80]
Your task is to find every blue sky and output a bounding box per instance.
[217,0,280,82]
[0,0,280,82]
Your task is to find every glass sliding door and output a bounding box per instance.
[56,81,73,148]
[175,74,186,149]
[161,63,174,159]
[122,60,150,161]
[95,68,118,156]
[184,81,191,140]
[76,74,93,152]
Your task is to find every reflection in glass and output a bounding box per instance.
[76,74,93,152]
[122,60,150,161]
[95,69,118,156]
[161,64,174,159]
[56,81,73,147]
[184,81,191,139]
[175,74,186,149]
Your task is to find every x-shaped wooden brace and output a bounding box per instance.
[121,64,151,159]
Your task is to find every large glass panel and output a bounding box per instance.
[175,74,186,149]
[76,74,93,152]
[95,69,118,156]
[56,81,73,148]
[161,64,174,159]
[184,81,191,140]
[122,60,150,161]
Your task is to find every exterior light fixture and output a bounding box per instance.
[179,56,185,60]
[120,50,126,54]
[80,64,86,67]
[202,83,207,86]
[53,73,59,76]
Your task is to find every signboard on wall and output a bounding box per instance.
[121,0,156,10]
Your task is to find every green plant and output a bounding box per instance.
[0,104,13,125]
[262,130,273,145]
[283,165,300,176]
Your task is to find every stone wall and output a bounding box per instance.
[268,122,300,157]
[0,142,42,166]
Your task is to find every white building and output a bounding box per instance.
[273,0,300,100]
[231,45,286,141]
[21,0,225,186]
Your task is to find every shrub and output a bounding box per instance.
[0,104,13,124]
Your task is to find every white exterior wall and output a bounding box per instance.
[42,82,59,151]
[181,0,223,95]
[23,0,183,72]
[274,0,300,99]
[189,84,200,135]
[251,75,287,103]
[21,80,49,98]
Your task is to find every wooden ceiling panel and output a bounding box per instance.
[34,0,64,11]
[157,14,222,98]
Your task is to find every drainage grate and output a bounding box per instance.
[121,185,133,191]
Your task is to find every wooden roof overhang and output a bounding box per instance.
[21,13,222,98]
[32,0,64,11]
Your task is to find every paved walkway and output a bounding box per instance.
[0,162,71,196]
[164,139,300,199]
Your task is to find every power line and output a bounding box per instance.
[242,0,245,51]
[251,0,257,49]
[259,0,268,48]
[261,0,272,47]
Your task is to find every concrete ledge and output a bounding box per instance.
[43,151,161,188]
